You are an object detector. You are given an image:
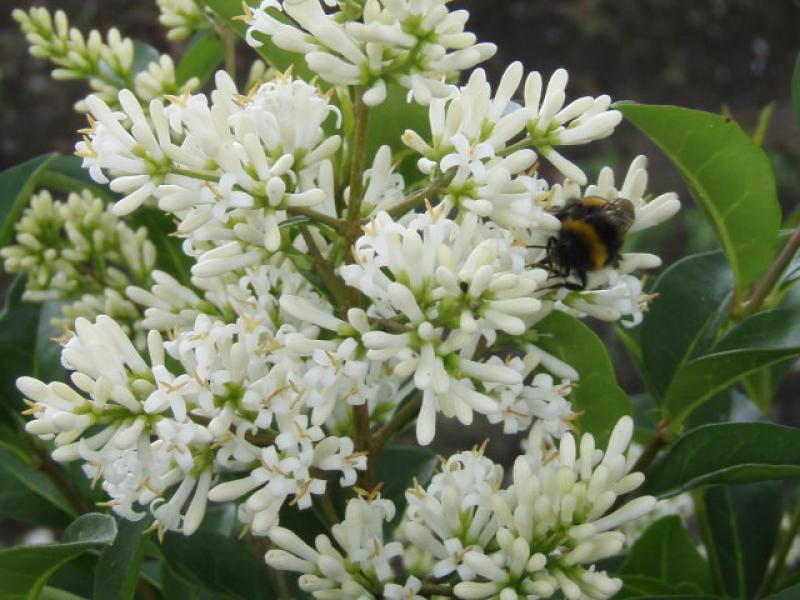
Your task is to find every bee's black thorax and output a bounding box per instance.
[541,196,634,290]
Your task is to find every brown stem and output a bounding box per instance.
[385,168,457,219]
[286,206,346,231]
[631,426,669,475]
[344,87,371,247]
[353,402,374,489]
[245,429,276,447]
[299,225,355,314]
[742,223,800,317]
[420,582,455,597]
[32,442,90,515]
[372,392,422,449]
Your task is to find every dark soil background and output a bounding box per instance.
[2,0,800,461]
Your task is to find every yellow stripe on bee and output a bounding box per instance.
[562,218,608,269]
[581,196,608,208]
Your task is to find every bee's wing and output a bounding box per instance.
[604,197,636,233]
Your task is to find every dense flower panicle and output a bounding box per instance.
[13,7,198,112]
[12,0,681,590]
[1,189,155,344]
[75,71,339,270]
[402,417,655,600]
[265,416,655,598]
[244,0,496,106]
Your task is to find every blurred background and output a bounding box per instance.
[2,0,800,459]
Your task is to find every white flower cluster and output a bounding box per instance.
[266,416,655,598]
[75,71,339,268]
[13,7,198,111]
[156,0,210,40]
[244,0,496,105]
[18,261,389,536]
[1,189,155,342]
[13,0,682,593]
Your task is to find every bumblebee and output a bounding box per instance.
[542,196,635,290]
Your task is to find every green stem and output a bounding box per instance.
[693,489,726,596]
[172,168,219,182]
[220,24,237,78]
[385,168,457,219]
[757,500,800,597]
[353,401,373,489]
[372,391,421,449]
[741,221,800,317]
[298,225,354,313]
[286,206,346,231]
[344,87,371,246]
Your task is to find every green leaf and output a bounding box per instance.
[663,309,800,427]
[792,52,800,129]
[618,516,712,595]
[640,423,800,498]
[162,532,275,600]
[365,84,430,182]
[0,443,75,526]
[618,103,780,291]
[534,311,631,445]
[702,482,782,598]
[39,587,88,600]
[0,277,46,416]
[131,208,193,285]
[177,30,225,87]
[375,445,438,531]
[640,251,732,398]
[93,518,149,600]
[0,154,57,247]
[199,0,313,79]
[767,583,800,599]
[0,513,116,600]
[37,155,115,203]
[35,301,67,384]
[131,40,161,78]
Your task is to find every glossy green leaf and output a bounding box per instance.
[39,588,88,600]
[94,519,149,600]
[618,103,780,291]
[365,84,430,181]
[37,155,115,203]
[702,482,781,598]
[130,40,161,78]
[0,153,56,247]
[162,532,275,600]
[177,30,225,87]
[0,513,116,600]
[534,311,631,445]
[199,0,313,79]
[641,423,800,498]
[375,445,438,531]
[0,443,75,526]
[792,52,800,128]
[131,208,194,285]
[640,251,732,398]
[0,277,46,416]
[614,576,681,599]
[618,516,712,595]
[35,301,67,385]
[767,583,800,599]
[663,309,800,427]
